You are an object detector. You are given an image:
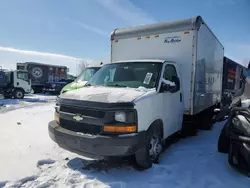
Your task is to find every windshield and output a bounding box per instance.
[87,62,162,89]
[75,67,100,82]
[17,71,29,82]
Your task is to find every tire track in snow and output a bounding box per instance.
[3,158,110,188]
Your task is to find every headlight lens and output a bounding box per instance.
[115,111,126,122]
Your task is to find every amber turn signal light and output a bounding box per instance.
[104,125,136,133]
[55,113,59,123]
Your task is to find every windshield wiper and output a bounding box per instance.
[105,83,127,87]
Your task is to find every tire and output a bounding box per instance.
[218,123,230,153]
[135,125,163,169]
[199,112,214,130]
[14,89,24,99]
[181,122,197,137]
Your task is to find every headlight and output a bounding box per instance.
[115,111,126,122]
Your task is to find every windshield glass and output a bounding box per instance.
[17,71,29,82]
[87,62,162,88]
[75,67,100,82]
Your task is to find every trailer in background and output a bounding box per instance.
[221,57,245,106]
[17,62,68,93]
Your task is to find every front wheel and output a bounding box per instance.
[14,89,24,99]
[135,125,163,169]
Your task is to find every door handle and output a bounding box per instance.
[180,93,182,102]
[17,82,19,86]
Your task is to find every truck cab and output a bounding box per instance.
[0,69,31,99]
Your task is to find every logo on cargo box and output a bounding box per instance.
[32,67,43,78]
[164,36,181,43]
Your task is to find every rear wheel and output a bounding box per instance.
[14,89,24,99]
[200,114,213,130]
[135,125,163,169]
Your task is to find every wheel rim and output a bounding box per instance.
[16,91,23,98]
[149,135,162,160]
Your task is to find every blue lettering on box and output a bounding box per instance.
[164,36,181,43]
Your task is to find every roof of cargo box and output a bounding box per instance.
[114,59,167,63]
[111,15,215,40]
[224,56,244,68]
[18,62,68,68]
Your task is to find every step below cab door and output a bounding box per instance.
[159,62,184,137]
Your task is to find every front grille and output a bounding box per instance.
[60,118,102,135]
[60,105,105,118]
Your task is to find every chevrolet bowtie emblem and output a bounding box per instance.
[73,115,83,121]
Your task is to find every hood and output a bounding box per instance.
[61,81,87,92]
[60,86,155,103]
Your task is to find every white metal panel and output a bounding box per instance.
[193,23,224,114]
[111,31,194,114]
[13,71,31,93]
[134,91,175,139]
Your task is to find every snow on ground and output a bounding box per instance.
[0,103,249,188]
[0,94,57,112]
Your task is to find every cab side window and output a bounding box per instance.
[17,72,29,82]
[163,64,180,92]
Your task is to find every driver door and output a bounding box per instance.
[160,63,183,136]
[14,71,31,93]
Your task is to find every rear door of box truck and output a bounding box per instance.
[111,30,194,115]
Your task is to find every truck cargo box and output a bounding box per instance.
[17,62,68,92]
[110,16,224,115]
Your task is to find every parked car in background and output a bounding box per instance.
[43,79,74,95]
[221,57,245,107]
[60,62,105,94]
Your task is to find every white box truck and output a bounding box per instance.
[0,67,32,99]
[48,16,224,169]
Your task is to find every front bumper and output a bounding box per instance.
[48,120,146,157]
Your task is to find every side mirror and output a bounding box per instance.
[159,79,178,93]
[160,82,173,93]
[160,82,169,92]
